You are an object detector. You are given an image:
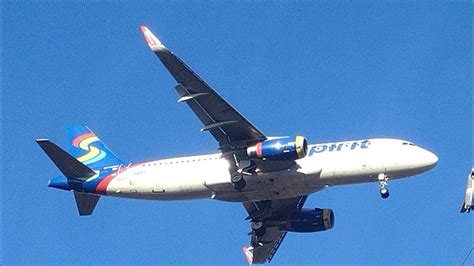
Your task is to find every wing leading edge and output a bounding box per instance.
[140,26,266,150]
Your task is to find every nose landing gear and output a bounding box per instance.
[378,173,390,199]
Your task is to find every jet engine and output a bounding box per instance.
[279,208,334,233]
[247,136,308,161]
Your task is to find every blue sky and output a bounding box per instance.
[2,2,472,265]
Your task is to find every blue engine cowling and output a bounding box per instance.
[279,208,334,233]
[247,136,308,161]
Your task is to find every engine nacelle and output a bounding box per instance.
[247,136,308,161]
[279,208,334,233]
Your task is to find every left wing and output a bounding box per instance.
[243,196,307,264]
[140,25,266,150]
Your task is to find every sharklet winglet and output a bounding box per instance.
[140,25,167,51]
[242,246,254,265]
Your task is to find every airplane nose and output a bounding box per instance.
[423,150,438,169]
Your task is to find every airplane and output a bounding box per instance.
[460,168,473,213]
[36,25,439,264]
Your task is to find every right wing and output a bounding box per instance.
[140,26,266,150]
[243,196,308,264]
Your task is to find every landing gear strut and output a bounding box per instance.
[378,173,390,199]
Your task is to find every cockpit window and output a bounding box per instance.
[402,142,416,146]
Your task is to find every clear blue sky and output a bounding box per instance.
[2,2,472,265]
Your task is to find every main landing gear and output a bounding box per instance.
[231,174,246,190]
[251,221,266,237]
[378,173,390,199]
[231,160,256,190]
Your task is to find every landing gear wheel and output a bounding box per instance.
[231,174,246,190]
[251,221,263,230]
[380,187,390,199]
[251,221,265,236]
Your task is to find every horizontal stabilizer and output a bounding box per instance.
[36,139,96,180]
[73,191,100,216]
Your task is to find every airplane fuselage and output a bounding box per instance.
[82,138,437,203]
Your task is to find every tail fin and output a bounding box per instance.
[37,125,122,216]
[66,125,123,170]
[36,139,102,216]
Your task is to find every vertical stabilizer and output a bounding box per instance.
[66,125,123,170]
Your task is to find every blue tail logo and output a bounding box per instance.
[67,125,123,170]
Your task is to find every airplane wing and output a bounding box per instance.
[243,196,308,264]
[140,26,266,150]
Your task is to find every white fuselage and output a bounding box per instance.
[105,138,438,202]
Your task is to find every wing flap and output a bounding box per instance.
[251,227,286,264]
